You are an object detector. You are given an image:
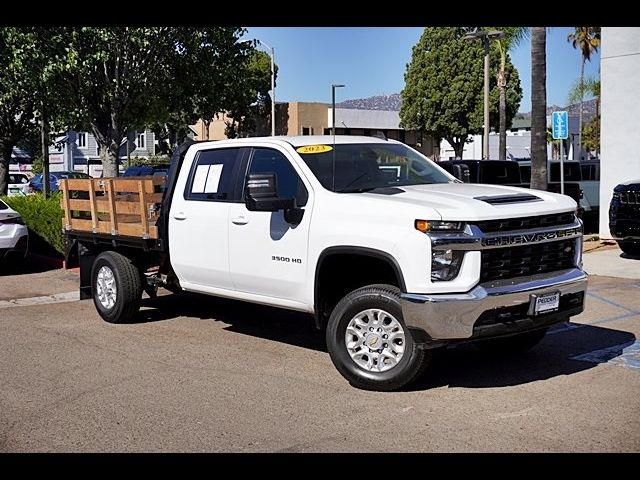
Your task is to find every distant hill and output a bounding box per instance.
[338,93,598,120]
[337,93,401,111]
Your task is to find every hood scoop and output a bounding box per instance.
[474,193,542,205]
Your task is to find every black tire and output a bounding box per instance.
[618,241,640,257]
[474,327,549,355]
[326,284,431,391]
[91,251,143,324]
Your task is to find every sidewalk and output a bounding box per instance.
[582,243,640,279]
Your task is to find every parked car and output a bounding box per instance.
[28,171,92,193]
[8,173,30,196]
[0,199,28,262]
[123,164,170,177]
[609,179,640,256]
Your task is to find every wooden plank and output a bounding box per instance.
[60,180,72,230]
[64,179,94,190]
[138,180,149,238]
[88,179,99,232]
[68,199,142,215]
[105,179,118,235]
[67,221,158,239]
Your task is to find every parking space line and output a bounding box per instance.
[587,291,638,313]
[0,291,79,309]
[571,340,640,370]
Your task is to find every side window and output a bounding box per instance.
[185,148,241,201]
[247,148,308,207]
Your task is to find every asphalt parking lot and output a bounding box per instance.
[1,254,639,452]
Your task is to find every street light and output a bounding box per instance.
[256,39,276,136]
[463,29,504,160]
[331,84,345,136]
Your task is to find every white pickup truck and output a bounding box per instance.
[61,135,588,391]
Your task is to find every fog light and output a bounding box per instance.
[431,249,464,281]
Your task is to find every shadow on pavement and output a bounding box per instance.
[137,291,636,390]
[138,291,325,352]
[410,323,636,390]
[0,253,61,276]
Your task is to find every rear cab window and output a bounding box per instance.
[184,148,243,202]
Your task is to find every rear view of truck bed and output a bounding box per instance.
[59,176,166,239]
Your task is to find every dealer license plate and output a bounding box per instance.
[531,292,560,315]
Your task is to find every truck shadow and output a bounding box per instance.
[138,291,326,352]
[409,324,636,390]
[138,291,636,390]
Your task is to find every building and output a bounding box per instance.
[191,102,437,157]
[10,129,156,177]
[598,27,640,238]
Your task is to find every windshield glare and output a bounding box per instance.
[297,143,452,192]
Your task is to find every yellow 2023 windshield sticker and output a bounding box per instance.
[296,145,333,154]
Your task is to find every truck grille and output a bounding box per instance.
[619,191,640,205]
[480,239,576,282]
[476,212,576,233]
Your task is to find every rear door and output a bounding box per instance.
[169,147,245,290]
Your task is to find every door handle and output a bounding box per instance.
[231,216,249,225]
[173,212,187,220]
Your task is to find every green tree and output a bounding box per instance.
[58,27,250,177]
[568,27,600,161]
[530,27,547,191]
[223,50,277,138]
[568,76,600,156]
[400,27,521,159]
[0,28,38,195]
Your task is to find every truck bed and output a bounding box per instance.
[59,176,166,240]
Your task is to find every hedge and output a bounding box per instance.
[2,193,65,255]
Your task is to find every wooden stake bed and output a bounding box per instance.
[59,176,166,239]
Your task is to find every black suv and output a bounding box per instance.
[609,179,640,256]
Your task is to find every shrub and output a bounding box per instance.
[2,193,64,255]
[129,154,171,166]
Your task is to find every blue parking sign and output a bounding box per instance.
[552,111,568,140]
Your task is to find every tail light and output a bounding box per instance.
[0,216,25,225]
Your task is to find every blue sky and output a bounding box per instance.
[245,27,600,113]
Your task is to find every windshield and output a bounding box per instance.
[296,143,452,192]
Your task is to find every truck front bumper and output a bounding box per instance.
[400,268,587,345]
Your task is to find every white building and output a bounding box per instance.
[599,27,640,238]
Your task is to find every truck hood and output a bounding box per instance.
[361,183,577,221]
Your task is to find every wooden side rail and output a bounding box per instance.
[59,176,166,239]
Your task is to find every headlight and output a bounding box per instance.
[415,220,465,233]
[431,249,464,281]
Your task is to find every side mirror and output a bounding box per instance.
[245,172,295,212]
[452,164,470,183]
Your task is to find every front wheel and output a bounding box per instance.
[618,241,640,257]
[326,284,430,391]
[91,251,143,324]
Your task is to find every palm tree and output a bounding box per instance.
[530,27,547,191]
[567,27,601,161]
[494,27,528,160]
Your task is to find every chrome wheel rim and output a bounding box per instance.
[96,266,117,310]
[345,308,406,372]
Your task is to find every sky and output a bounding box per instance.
[245,27,601,113]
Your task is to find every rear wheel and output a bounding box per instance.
[474,327,549,355]
[326,284,430,391]
[91,251,143,324]
[618,241,640,257]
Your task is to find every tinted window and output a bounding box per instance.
[247,148,308,207]
[298,143,451,192]
[549,162,582,181]
[479,163,521,184]
[9,174,28,184]
[519,165,532,183]
[185,148,241,201]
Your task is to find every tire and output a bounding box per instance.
[91,251,143,324]
[326,284,431,391]
[474,327,549,355]
[618,241,640,257]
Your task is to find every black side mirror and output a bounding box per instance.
[452,164,470,183]
[245,173,295,212]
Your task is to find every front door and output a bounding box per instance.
[228,147,313,303]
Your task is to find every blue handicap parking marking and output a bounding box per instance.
[571,340,640,370]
